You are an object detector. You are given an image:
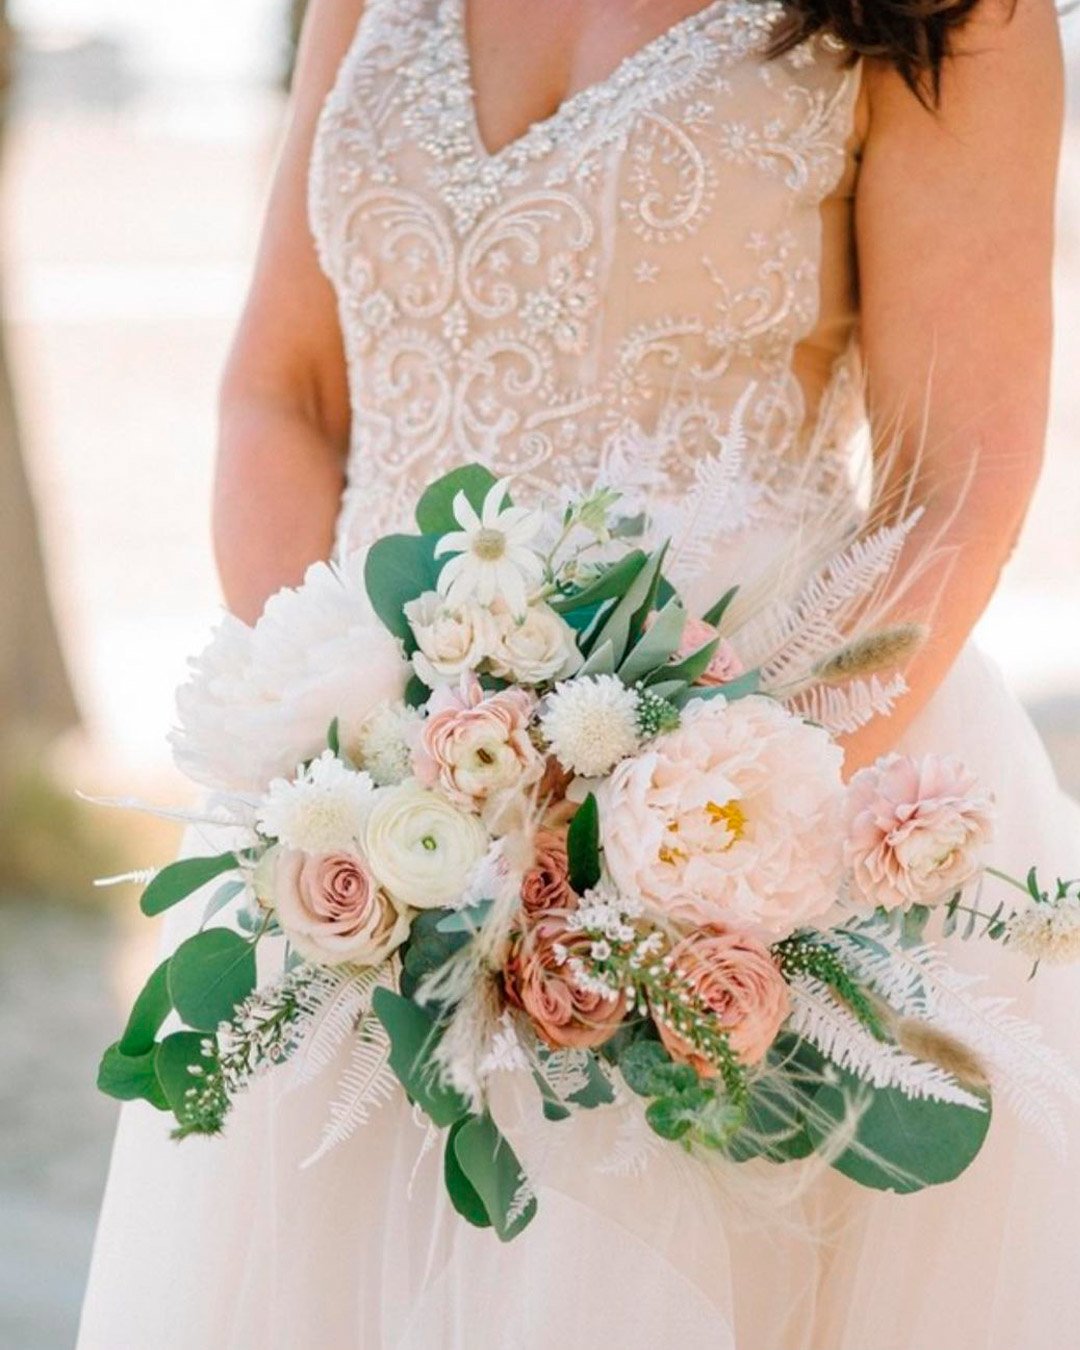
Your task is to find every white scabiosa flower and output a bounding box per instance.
[256,750,377,854]
[434,481,544,617]
[540,675,642,778]
[1007,885,1080,964]
[350,701,422,786]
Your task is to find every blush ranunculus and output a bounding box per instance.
[520,828,575,916]
[269,847,409,967]
[503,912,626,1051]
[844,752,995,911]
[655,927,791,1069]
[412,676,543,812]
[598,698,845,940]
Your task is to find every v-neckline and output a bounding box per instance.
[451,0,733,164]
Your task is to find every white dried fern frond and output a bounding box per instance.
[302,1014,396,1167]
[535,1047,593,1102]
[789,976,986,1109]
[785,673,909,735]
[755,513,922,690]
[597,1101,660,1178]
[288,964,387,1089]
[832,927,1080,1147]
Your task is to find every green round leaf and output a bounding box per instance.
[809,1078,992,1194]
[118,957,173,1056]
[167,928,257,1033]
[154,1031,214,1128]
[415,464,500,535]
[444,1118,493,1229]
[97,1042,169,1111]
[141,852,239,917]
[452,1111,537,1242]
[363,535,442,645]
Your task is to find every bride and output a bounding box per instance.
[79,2,1079,1347]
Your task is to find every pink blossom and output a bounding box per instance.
[599,698,845,939]
[270,848,409,966]
[412,675,542,811]
[520,828,576,915]
[845,753,995,911]
[656,927,791,1070]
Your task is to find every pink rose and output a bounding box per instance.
[845,753,995,912]
[599,699,845,939]
[656,927,791,1070]
[520,828,575,916]
[646,613,744,686]
[413,675,542,811]
[503,912,627,1051]
[270,847,410,966]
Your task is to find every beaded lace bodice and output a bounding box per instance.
[310,0,865,560]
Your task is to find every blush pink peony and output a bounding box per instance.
[269,847,410,966]
[598,698,845,939]
[844,753,995,911]
[656,927,791,1070]
[503,913,626,1051]
[412,675,543,811]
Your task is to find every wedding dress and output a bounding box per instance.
[78,3,1080,1347]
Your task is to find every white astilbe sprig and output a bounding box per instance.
[788,975,986,1109]
[748,512,923,691]
[302,1014,396,1167]
[831,925,1080,1148]
[288,963,391,1089]
[784,673,909,736]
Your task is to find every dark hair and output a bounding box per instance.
[769,1,1011,105]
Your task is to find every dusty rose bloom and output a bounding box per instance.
[520,828,575,916]
[413,675,542,811]
[646,613,744,687]
[845,753,995,912]
[504,912,626,1051]
[656,927,791,1071]
[271,847,409,966]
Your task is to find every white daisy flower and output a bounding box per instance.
[256,749,377,854]
[434,480,544,617]
[540,675,642,778]
[1007,884,1080,964]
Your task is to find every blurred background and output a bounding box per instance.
[0,4,1077,1346]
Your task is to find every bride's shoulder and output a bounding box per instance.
[292,0,370,115]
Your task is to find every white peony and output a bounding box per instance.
[364,780,488,910]
[171,550,410,793]
[405,590,497,687]
[255,750,377,854]
[540,675,642,778]
[488,601,583,685]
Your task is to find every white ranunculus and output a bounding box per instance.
[364,781,488,910]
[170,550,410,794]
[404,591,496,687]
[488,602,583,685]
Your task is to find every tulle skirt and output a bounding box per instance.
[77,643,1080,1350]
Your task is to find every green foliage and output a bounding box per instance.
[452,1111,537,1241]
[617,596,686,685]
[702,586,739,629]
[371,986,469,1128]
[809,1073,992,1194]
[550,550,648,618]
[118,957,173,1055]
[774,934,887,1040]
[400,908,471,1002]
[619,1039,744,1149]
[723,1034,824,1164]
[155,1031,219,1133]
[444,1117,493,1227]
[364,534,441,646]
[566,793,601,896]
[415,464,500,535]
[581,546,667,662]
[97,1043,168,1110]
[670,668,761,708]
[167,929,258,1033]
[435,900,494,936]
[646,638,721,690]
[140,852,239,918]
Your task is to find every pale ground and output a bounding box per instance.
[1,12,1079,1347]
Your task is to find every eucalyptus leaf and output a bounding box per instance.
[672,669,761,708]
[141,852,239,917]
[371,987,468,1128]
[155,1031,214,1129]
[364,534,441,645]
[702,586,739,629]
[97,1043,169,1110]
[617,596,687,685]
[585,545,667,664]
[809,1074,992,1194]
[452,1110,537,1241]
[618,1039,697,1098]
[567,793,601,896]
[435,900,494,936]
[646,637,721,690]
[201,879,247,930]
[167,929,258,1034]
[576,639,617,678]
[118,958,173,1056]
[404,673,431,709]
[415,464,500,535]
[444,1116,494,1228]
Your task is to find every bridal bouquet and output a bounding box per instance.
[98,464,1080,1241]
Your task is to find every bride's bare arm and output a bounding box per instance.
[843,0,1063,772]
[214,0,365,623]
